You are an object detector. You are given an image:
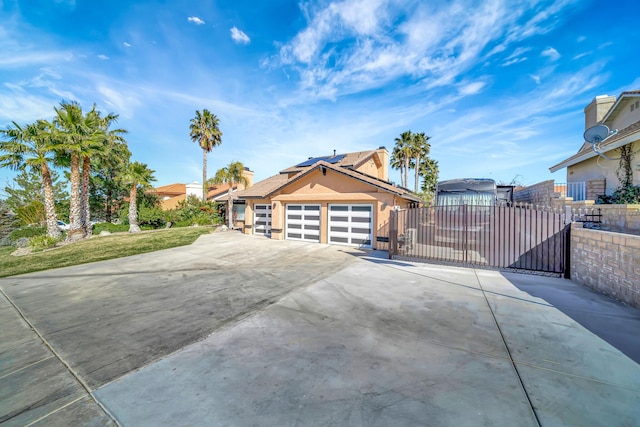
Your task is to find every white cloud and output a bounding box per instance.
[458,81,486,96]
[97,85,140,118]
[541,47,561,61]
[123,42,132,48]
[276,0,578,101]
[530,74,541,84]
[97,54,110,60]
[0,51,73,68]
[230,27,251,44]
[187,16,205,25]
[503,57,527,66]
[572,52,591,60]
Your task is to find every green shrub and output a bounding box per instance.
[15,200,45,226]
[138,205,166,228]
[29,235,59,252]
[11,226,47,240]
[596,185,640,205]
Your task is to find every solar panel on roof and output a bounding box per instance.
[326,154,345,164]
[295,154,345,167]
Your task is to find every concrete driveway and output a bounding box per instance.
[1,231,639,426]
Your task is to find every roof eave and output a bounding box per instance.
[549,131,639,172]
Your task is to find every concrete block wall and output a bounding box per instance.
[586,179,606,201]
[570,202,640,234]
[570,224,640,309]
[513,180,557,206]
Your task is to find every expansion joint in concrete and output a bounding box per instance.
[0,287,121,427]
[472,270,542,427]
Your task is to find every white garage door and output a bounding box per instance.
[328,204,373,248]
[286,204,320,242]
[253,204,271,236]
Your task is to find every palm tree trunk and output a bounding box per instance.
[414,155,420,193]
[81,156,92,236]
[68,153,85,240]
[202,149,207,200]
[41,163,61,239]
[128,184,141,233]
[404,158,410,189]
[227,189,233,229]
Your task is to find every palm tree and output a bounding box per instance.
[92,136,131,223]
[81,108,127,235]
[392,131,413,188]
[120,161,156,233]
[208,161,248,229]
[53,101,101,240]
[190,109,222,200]
[0,120,62,238]
[411,132,431,193]
[420,158,439,203]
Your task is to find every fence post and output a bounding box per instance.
[389,209,398,259]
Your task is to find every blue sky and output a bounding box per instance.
[1,0,639,191]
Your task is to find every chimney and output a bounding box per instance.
[242,167,254,189]
[584,95,616,130]
[376,146,389,181]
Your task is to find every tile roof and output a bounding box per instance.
[279,149,378,174]
[153,183,186,195]
[235,174,289,199]
[237,159,420,202]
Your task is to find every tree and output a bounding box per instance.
[120,161,156,233]
[90,141,131,223]
[54,101,102,240]
[3,168,68,221]
[81,109,127,234]
[420,158,439,203]
[392,131,413,188]
[190,109,222,200]
[410,132,431,193]
[0,120,62,238]
[208,161,248,229]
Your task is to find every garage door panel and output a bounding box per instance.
[253,205,272,235]
[286,204,321,243]
[328,204,373,248]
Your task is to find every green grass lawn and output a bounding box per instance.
[0,227,213,278]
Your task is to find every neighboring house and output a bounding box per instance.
[235,147,421,249]
[550,90,640,201]
[152,168,254,211]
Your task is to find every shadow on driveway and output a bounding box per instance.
[503,271,640,364]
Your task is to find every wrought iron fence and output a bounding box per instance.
[390,204,569,274]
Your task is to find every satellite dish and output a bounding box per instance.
[583,124,620,161]
[584,125,611,144]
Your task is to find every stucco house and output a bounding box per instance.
[236,147,421,249]
[550,90,640,201]
[152,168,254,211]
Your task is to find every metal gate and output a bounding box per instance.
[389,205,570,275]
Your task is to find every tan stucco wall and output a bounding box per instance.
[567,139,640,195]
[608,100,640,131]
[241,168,411,249]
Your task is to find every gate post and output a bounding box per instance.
[389,209,398,259]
